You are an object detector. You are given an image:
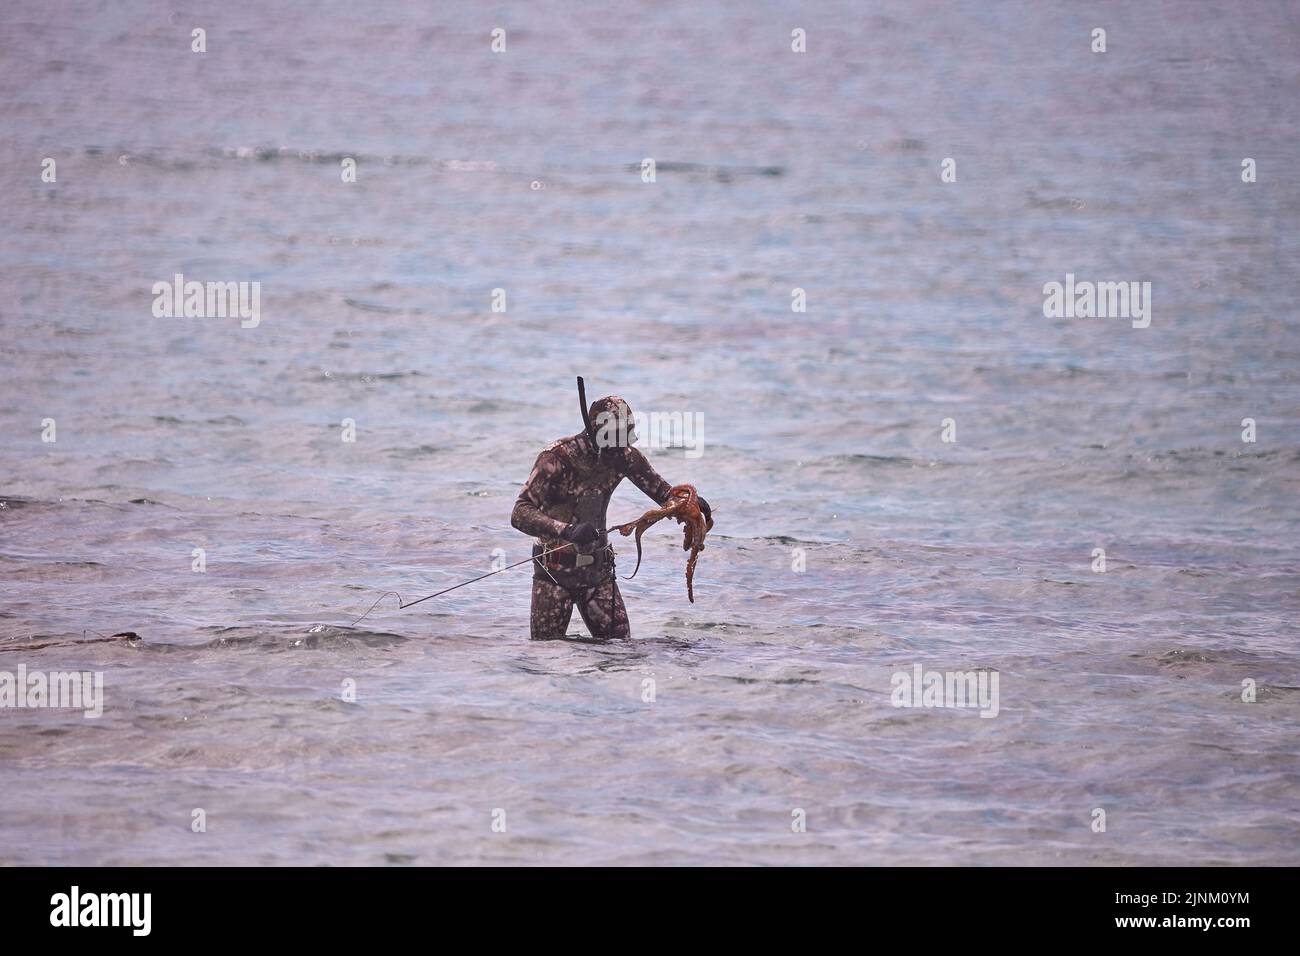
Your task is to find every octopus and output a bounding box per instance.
[614,484,714,603]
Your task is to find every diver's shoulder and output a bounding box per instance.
[617,443,649,468]
[544,433,587,460]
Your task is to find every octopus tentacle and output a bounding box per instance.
[628,521,649,579]
[614,484,713,601]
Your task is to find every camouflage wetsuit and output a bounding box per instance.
[511,397,673,641]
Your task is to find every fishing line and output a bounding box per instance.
[346,512,652,628]
[348,542,576,627]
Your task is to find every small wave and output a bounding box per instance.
[752,533,845,546]
[622,160,782,180]
[386,444,444,460]
[319,369,423,383]
[343,297,401,314]
[833,453,927,467]
[182,624,409,652]
[665,618,751,631]
[1025,190,1088,210]
[1153,648,1274,668]
[0,496,40,512]
[0,631,140,653]
[151,415,246,427]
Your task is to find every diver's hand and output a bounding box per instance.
[696,495,712,523]
[561,520,599,546]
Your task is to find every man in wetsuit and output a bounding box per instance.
[511,391,710,640]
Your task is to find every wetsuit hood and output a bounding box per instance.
[589,394,637,449]
[576,377,636,454]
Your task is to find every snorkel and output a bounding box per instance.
[577,375,602,460]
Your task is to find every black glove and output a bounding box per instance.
[561,520,599,546]
[696,495,712,523]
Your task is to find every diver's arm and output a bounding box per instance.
[623,448,712,523]
[511,451,571,539]
[623,447,674,504]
